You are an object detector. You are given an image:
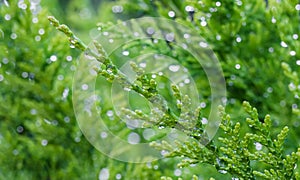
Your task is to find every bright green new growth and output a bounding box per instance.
[48,15,300,179]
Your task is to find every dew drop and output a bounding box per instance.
[268,47,274,53]
[122,50,129,56]
[271,17,276,23]
[50,55,57,62]
[184,78,190,84]
[99,168,110,180]
[295,4,300,11]
[10,33,17,39]
[185,5,195,12]
[41,139,48,146]
[0,74,4,82]
[101,132,107,139]
[128,132,140,144]
[21,72,28,78]
[66,56,72,61]
[296,60,300,65]
[199,41,208,48]
[139,62,146,68]
[106,110,114,117]
[254,142,262,150]
[236,36,242,43]
[146,27,155,35]
[38,28,45,35]
[235,64,241,69]
[116,174,122,179]
[32,17,38,23]
[81,84,89,90]
[200,102,206,108]
[174,169,182,176]
[290,51,296,56]
[165,33,175,42]
[4,14,11,21]
[293,34,299,40]
[201,117,208,124]
[169,65,180,72]
[280,41,288,48]
[168,11,175,18]
[16,126,24,133]
[216,1,221,7]
[200,21,207,26]
[184,33,190,39]
[35,35,41,41]
[112,5,123,13]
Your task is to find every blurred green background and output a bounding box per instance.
[0,0,299,179]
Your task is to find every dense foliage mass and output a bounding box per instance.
[0,0,299,179]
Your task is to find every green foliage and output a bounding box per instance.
[1,0,300,179]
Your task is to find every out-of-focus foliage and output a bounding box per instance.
[1,0,300,179]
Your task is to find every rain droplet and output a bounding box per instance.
[271,17,276,23]
[99,168,110,180]
[235,64,241,69]
[35,35,41,41]
[122,50,129,56]
[112,5,123,13]
[32,17,38,23]
[200,102,206,108]
[10,33,17,39]
[201,117,208,124]
[106,110,114,117]
[41,139,48,146]
[169,65,180,72]
[146,27,155,35]
[21,72,28,78]
[4,14,11,21]
[139,62,146,68]
[66,56,72,61]
[128,132,140,144]
[268,47,274,53]
[16,126,24,133]
[184,78,190,84]
[168,11,175,18]
[81,84,89,90]
[0,74,4,82]
[64,116,70,123]
[236,36,242,43]
[38,28,45,35]
[174,169,182,176]
[183,33,190,39]
[165,33,175,42]
[290,51,296,56]
[295,4,300,11]
[216,1,221,7]
[280,41,288,48]
[296,60,300,65]
[50,55,57,62]
[200,21,207,26]
[293,34,299,40]
[123,87,131,91]
[185,5,195,12]
[254,142,262,150]
[116,174,122,180]
[30,109,37,115]
[101,132,107,139]
[199,41,208,48]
